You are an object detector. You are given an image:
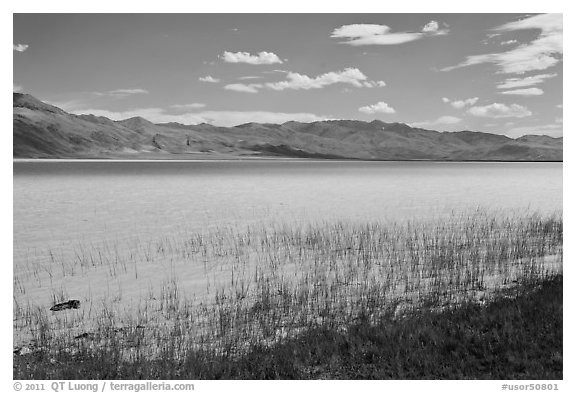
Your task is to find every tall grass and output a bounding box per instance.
[13,209,562,368]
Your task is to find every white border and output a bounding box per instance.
[4,2,572,391]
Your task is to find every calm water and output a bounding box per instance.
[13,160,563,267]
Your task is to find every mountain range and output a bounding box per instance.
[13,93,562,161]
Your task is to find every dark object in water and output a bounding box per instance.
[50,300,80,311]
[74,332,95,340]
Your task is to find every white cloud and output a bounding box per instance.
[499,88,544,96]
[366,80,387,88]
[422,21,439,33]
[434,115,462,124]
[496,73,557,89]
[443,97,479,109]
[13,44,29,52]
[452,98,479,109]
[69,107,326,127]
[198,75,220,83]
[266,68,385,91]
[199,111,325,126]
[500,39,518,45]
[221,51,283,65]
[467,103,532,118]
[226,68,385,93]
[332,24,391,39]
[442,13,562,74]
[411,115,462,128]
[331,21,448,46]
[238,76,262,80]
[170,103,206,109]
[13,84,23,92]
[358,101,396,114]
[223,83,263,93]
[94,88,149,97]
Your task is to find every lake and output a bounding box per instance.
[12,160,563,349]
[14,160,562,267]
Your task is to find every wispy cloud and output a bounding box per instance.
[411,115,462,128]
[331,20,449,46]
[170,103,206,109]
[442,13,562,74]
[238,76,262,80]
[442,97,479,109]
[198,75,220,83]
[358,101,396,114]
[94,89,149,98]
[13,84,23,92]
[499,88,544,96]
[13,43,29,52]
[69,107,326,127]
[496,73,557,89]
[467,103,532,118]
[500,39,518,46]
[221,51,283,65]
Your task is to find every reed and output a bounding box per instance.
[13,209,563,378]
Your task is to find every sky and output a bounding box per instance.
[13,13,563,137]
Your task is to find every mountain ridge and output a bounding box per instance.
[13,93,562,161]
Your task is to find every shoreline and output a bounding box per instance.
[14,274,563,379]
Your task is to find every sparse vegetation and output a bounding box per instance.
[13,209,563,379]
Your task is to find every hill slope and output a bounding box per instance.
[13,93,562,161]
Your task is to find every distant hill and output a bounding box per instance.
[13,93,562,161]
